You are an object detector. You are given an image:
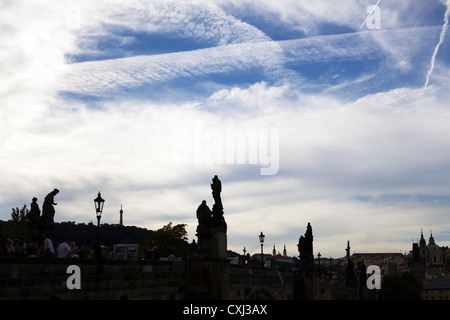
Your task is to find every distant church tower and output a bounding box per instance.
[119,204,123,226]
[283,244,287,257]
[272,244,276,256]
[419,229,427,261]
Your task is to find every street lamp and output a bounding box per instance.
[259,231,265,267]
[317,252,321,275]
[94,191,105,259]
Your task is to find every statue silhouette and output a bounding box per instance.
[194,175,228,259]
[41,189,59,224]
[196,200,213,258]
[297,223,314,272]
[211,175,222,209]
[196,200,212,232]
[28,197,41,226]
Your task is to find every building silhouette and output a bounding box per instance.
[416,229,450,266]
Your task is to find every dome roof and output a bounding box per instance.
[427,244,441,251]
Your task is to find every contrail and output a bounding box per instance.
[424,4,450,88]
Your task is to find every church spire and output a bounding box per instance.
[419,229,426,247]
[429,230,435,245]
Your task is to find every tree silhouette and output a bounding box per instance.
[1,214,190,259]
[142,222,189,258]
[2,205,30,241]
[380,271,421,300]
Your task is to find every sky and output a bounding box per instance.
[1,0,450,259]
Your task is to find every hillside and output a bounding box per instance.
[0,220,154,251]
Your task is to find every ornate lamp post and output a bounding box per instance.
[94,191,105,259]
[259,231,265,267]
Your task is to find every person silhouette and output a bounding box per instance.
[39,233,54,257]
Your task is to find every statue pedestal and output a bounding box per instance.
[186,258,230,300]
[196,223,227,259]
[196,231,212,259]
[190,175,229,299]
[211,228,227,259]
[210,200,227,259]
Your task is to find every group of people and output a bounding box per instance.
[53,237,86,258]
[0,232,85,258]
[144,245,161,260]
[0,235,29,257]
[0,188,87,258]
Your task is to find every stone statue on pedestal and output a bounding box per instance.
[194,175,227,259]
[196,200,213,258]
[297,222,314,272]
[39,188,59,240]
[210,175,226,232]
[188,176,230,300]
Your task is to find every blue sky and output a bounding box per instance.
[1,0,450,258]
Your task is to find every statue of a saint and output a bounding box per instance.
[41,189,59,224]
[28,197,41,226]
[305,223,313,241]
[297,223,314,272]
[297,235,306,258]
[211,175,222,209]
[195,200,213,257]
[196,200,212,226]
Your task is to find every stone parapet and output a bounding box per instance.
[0,257,186,300]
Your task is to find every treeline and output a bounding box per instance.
[1,219,192,258]
[0,204,192,258]
[0,218,154,248]
[53,221,155,249]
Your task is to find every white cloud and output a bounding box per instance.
[4,79,450,258]
[59,24,442,98]
[1,0,449,259]
[199,82,450,256]
[59,40,285,95]
[68,0,271,60]
[218,0,443,34]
